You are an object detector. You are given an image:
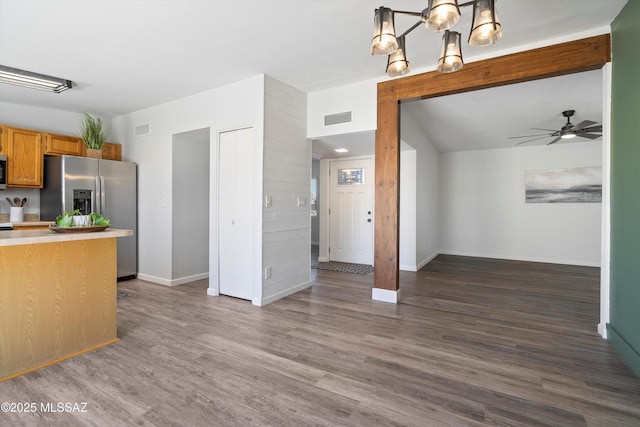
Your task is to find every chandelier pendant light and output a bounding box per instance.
[469,0,502,46]
[0,65,73,93]
[437,30,463,73]
[386,36,411,77]
[423,0,461,32]
[370,0,503,77]
[370,7,399,55]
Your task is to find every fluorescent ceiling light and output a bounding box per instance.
[0,65,73,93]
[335,148,349,153]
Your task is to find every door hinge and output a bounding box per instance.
[328,208,331,214]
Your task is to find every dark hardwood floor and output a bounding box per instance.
[2,255,640,426]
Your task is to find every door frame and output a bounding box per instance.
[373,35,611,318]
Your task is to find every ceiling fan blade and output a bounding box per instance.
[573,120,597,130]
[547,136,562,145]
[508,133,552,139]
[515,136,552,145]
[583,125,602,133]
[579,133,602,140]
[531,127,560,132]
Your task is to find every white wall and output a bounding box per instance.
[307,79,377,138]
[110,76,265,288]
[400,109,440,270]
[0,101,112,136]
[439,141,602,266]
[400,148,417,270]
[171,128,210,283]
[260,76,311,305]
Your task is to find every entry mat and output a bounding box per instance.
[312,261,374,275]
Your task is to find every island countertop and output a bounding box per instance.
[0,228,132,247]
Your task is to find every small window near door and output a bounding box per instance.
[311,177,318,216]
[338,168,364,185]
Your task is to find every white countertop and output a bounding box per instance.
[0,228,133,247]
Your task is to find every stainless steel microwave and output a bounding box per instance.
[0,154,6,190]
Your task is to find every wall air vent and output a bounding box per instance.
[324,111,352,126]
[134,124,150,137]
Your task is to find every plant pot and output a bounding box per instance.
[86,148,103,159]
[72,215,92,227]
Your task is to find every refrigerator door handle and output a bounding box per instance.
[93,176,100,213]
[100,176,106,215]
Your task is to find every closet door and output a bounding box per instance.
[219,128,254,300]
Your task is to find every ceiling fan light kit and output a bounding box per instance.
[370,0,502,77]
[0,65,73,93]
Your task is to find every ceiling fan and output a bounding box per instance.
[510,110,603,145]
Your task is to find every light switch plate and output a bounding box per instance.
[265,195,272,208]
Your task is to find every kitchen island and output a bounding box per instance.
[0,228,132,382]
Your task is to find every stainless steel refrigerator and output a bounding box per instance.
[41,155,137,280]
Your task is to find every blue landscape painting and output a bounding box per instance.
[525,167,602,203]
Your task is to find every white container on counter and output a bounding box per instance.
[9,207,23,222]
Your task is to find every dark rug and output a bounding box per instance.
[312,261,374,275]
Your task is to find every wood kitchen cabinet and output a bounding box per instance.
[101,142,122,161]
[43,132,84,156]
[0,125,43,188]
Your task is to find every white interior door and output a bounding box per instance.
[329,158,374,265]
[219,128,253,300]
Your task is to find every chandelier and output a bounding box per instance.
[371,0,503,76]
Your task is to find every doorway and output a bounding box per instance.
[171,128,210,284]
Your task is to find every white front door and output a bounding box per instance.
[329,158,374,265]
[219,128,253,300]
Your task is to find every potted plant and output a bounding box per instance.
[80,112,108,158]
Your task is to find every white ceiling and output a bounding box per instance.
[0,0,628,155]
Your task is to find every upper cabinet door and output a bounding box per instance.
[1,125,44,188]
[101,142,122,161]
[43,132,84,156]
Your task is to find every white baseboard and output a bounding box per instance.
[438,250,600,267]
[400,251,440,272]
[136,273,172,286]
[598,322,608,339]
[317,256,329,262]
[136,272,208,287]
[252,280,312,306]
[170,272,209,286]
[207,287,219,296]
[372,288,401,303]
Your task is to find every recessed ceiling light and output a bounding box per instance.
[335,148,348,153]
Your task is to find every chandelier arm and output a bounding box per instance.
[391,10,423,17]
[398,19,425,39]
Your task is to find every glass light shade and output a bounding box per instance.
[561,133,576,139]
[468,0,502,47]
[422,0,460,32]
[386,37,410,77]
[371,7,398,55]
[437,30,463,73]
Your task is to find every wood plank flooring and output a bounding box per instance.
[1,255,639,426]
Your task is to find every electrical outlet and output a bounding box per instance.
[264,266,272,279]
[265,195,272,208]
[297,196,306,206]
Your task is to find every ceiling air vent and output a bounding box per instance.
[324,111,352,126]
[134,124,150,137]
